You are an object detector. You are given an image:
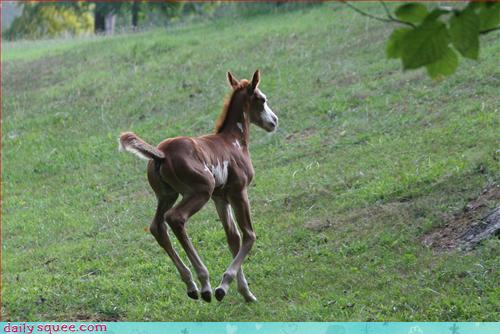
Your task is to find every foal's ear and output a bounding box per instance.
[250,70,260,92]
[227,71,239,89]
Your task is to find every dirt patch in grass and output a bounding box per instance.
[422,183,500,252]
[70,313,121,322]
[305,218,334,231]
[3,55,74,93]
[305,202,408,232]
[284,127,316,143]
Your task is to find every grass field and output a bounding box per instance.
[2,3,499,321]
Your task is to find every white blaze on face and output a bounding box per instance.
[210,159,229,187]
[262,102,275,123]
[256,88,277,126]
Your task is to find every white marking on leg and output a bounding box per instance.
[210,160,229,187]
[233,140,241,150]
[236,122,243,133]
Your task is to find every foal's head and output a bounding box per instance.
[227,70,278,132]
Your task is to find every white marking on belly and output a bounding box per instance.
[210,159,229,187]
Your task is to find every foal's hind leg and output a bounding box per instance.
[165,191,213,302]
[147,162,199,300]
[150,195,200,300]
[213,197,257,302]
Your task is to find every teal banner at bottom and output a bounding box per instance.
[1,322,499,334]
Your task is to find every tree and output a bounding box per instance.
[155,2,186,21]
[343,2,500,79]
[125,2,185,31]
[131,0,140,29]
[92,2,123,34]
[4,2,92,40]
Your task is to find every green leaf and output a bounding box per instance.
[426,47,459,80]
[478,3,500,31]
[450,8,479,60]
[400,19,450,70]
[425,8,451,22]
[386,28,411,59]
[395,3,428,24]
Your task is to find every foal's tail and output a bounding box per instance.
[118,132,165,161]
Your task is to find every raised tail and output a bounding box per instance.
[118,132,165,161]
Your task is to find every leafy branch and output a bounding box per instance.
[340,1,415,28]
[480,26,500,35]
[342,1,500,79]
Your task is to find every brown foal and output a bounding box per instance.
[119,70,278,302]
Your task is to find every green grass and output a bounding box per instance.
[2,3,499,321]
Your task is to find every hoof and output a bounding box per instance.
[187,290,199,300]
[214,287,226,302]
[201,290,212,303]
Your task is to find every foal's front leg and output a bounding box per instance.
[215,190,256,301]
[165,192,213,302]
[213,197,257,302]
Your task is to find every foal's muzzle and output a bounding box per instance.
[268,116,278,132]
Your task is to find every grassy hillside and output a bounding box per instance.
[2,3,499,321]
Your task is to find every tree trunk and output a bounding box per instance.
[459,206,500,250]
[105,13,116,35]
[94,9,105,34]
[132,1,139,30]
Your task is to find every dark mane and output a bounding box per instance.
[214,79,250,133]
